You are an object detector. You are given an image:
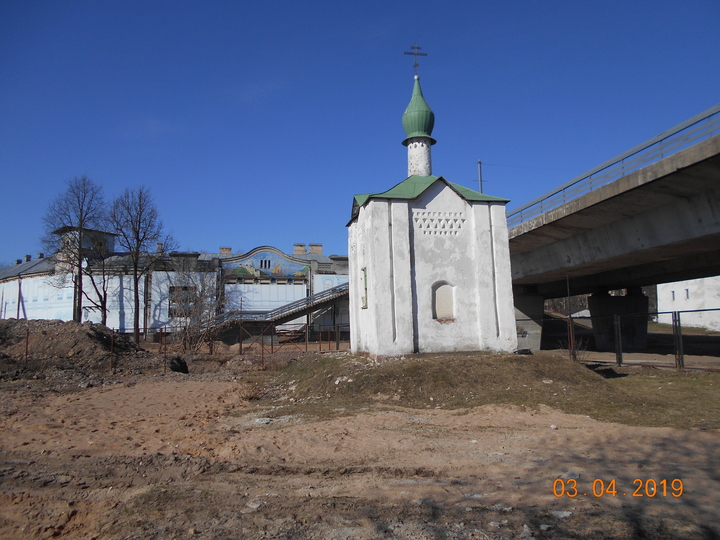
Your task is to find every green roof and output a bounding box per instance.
[402,77,436,146]
[349,175,509,224]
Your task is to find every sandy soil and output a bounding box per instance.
[1,363,719,540]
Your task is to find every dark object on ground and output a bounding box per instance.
[514,348,533,355]
[586,363,628,379]
[169,356,189,374]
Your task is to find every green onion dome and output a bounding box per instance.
[402,75,436,146]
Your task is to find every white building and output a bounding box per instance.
[0,241,348,336]
[347,75,517,356]
[657,276,720,331]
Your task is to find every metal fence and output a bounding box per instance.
[507,103,720,228]
[521,307,720,369]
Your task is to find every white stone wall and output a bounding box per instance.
[407,138,432,177]
[1,265,351,335]
[94,274,143,331]
[657,276,720,330]
[313,274,349,293]
[224,282,306,312]
[0,274,73,321]
[1,271,185,333]
[349,181,517,356]
[0,272,146,332]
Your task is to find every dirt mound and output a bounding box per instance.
[0,319,139,366]
[280,351,619,411]
[276,350,708,427]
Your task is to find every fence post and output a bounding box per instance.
[335,324,340,350]
[163,327,167,373]
[261,327,265,371]
[672,311,685,369]
[613,314,623,366]
[567,315,577,362]
[110,328,115,370]
[239,323,243,355]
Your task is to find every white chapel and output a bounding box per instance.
[347,74,517,356]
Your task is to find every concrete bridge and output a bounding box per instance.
[508,104,720,350]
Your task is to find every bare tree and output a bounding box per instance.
[81,232,116,325]
[108,187,175,343]
[42,177,106,323]
[166,255,222,352]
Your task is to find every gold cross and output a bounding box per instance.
[404,43,427,75]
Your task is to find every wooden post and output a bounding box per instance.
[239,324,243,355]
[672,311,685,369]
[567,315,576,362]
[110,328,115,370]
[335,324,340,350]
[613,314,623,366]
[163,327,167,373]
[261,328,265,371]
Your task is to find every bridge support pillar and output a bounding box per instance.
[588,287,649,351]
[514,288,544,351]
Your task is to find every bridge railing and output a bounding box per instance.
[507,103,720,228]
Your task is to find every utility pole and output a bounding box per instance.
[477,161,483,193]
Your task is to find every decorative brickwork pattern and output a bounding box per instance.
[412,210,466,235]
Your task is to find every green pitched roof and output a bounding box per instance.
[402,77,436,146]
[349,175,509,225]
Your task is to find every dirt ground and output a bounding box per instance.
[1,322,719,539]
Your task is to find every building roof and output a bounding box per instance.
[0,245,346,282]
[402,76,436,146]
[51,226,118,237]
[0,257,55,281]
[349,175,509,225]
[218,245,335,265]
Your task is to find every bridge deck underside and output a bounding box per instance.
[509,135,720,298]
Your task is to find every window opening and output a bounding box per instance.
[361,267,368,309]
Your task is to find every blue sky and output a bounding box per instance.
[1,0,718,264]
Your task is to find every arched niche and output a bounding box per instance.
[432,282,455,322]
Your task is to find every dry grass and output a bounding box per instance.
[648,321,720,335]
[272,350,720,430]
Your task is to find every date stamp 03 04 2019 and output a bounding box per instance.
[553,478,684,498]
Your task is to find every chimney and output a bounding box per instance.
[219,247,232,255]
[156,242,163,253]
[38,253,44,259]
[294,243,307,255]
[24,255,31,262]
[15,259,22,265]
[308,243,323,255]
